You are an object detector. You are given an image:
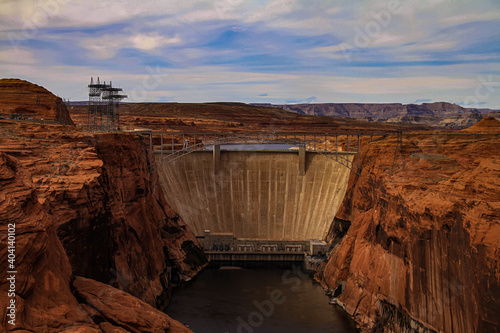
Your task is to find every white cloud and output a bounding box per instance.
[0,47,37,65]
[0,0,122,30]
[80,32,183,59]
[178,3,244,23]
[179,9,224,22]
[247,0,297,23]
[405,41,457,52]
[0,0,204,30]
[325,6,341,15]
[80,34,124,59]
[129,33,182,51]
[302,43,354,59]
[442,11,500,26]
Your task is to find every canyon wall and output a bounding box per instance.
[0,79,74,125]
[318,118,500,332]
[0,152,98,331]
[0,120,206,331]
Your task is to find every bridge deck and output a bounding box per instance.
[145,131,386,174]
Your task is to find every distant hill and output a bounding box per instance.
[462,116,500,133]
[68,101,129,106]
[252,102,499,129]
[67,101,89,106]
[0,78,74,125]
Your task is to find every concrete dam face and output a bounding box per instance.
[156,149,353,241]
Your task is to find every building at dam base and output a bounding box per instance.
[156,147,354,242]
[200,231,332,267]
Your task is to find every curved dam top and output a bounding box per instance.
[156,147,354,241]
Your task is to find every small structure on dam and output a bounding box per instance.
[155,137,355,244]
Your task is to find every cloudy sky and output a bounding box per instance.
[1,0,499,108]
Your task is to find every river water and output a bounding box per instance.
[166,267,358,333]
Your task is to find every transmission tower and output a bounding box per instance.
[102,81,127,131]
[87,77,127,132]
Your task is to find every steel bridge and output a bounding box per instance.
[138,131,403,175]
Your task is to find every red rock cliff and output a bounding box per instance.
[318,119,500,332]
[0,120,207,331]
[0,152,98,331]
[0,78,74,125]
[48,132,207,308]
[0,152,193,332]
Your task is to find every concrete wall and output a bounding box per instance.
[156,150,353,241]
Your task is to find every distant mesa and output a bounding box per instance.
[253,102,500,129]
[0,78,74,125]
[266,101,478,118]
[461,116,500,133]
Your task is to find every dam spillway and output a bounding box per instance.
[156,147,354,241]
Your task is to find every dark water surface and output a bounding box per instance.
[166,267,358,333]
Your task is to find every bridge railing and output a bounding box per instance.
[140,132,397,174]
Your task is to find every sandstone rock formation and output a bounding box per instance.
[0,78,74,125]
[0,152,99,332]
[317,118,500,332]
[46,132,207,308]
[461,116,500,133]
[0,120,205,331]
[73,276,192,333]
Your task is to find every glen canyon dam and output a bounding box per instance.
[157,146,353,240]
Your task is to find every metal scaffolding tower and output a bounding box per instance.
[87,77,127,132]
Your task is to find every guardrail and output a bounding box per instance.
[138,131,401,174]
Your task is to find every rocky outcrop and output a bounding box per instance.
[0,78,74,125]
[73,277,192,333]
[0,120,206,331]
[317,118,500,332]
[461,116,500,133]
[0,153,98,332]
